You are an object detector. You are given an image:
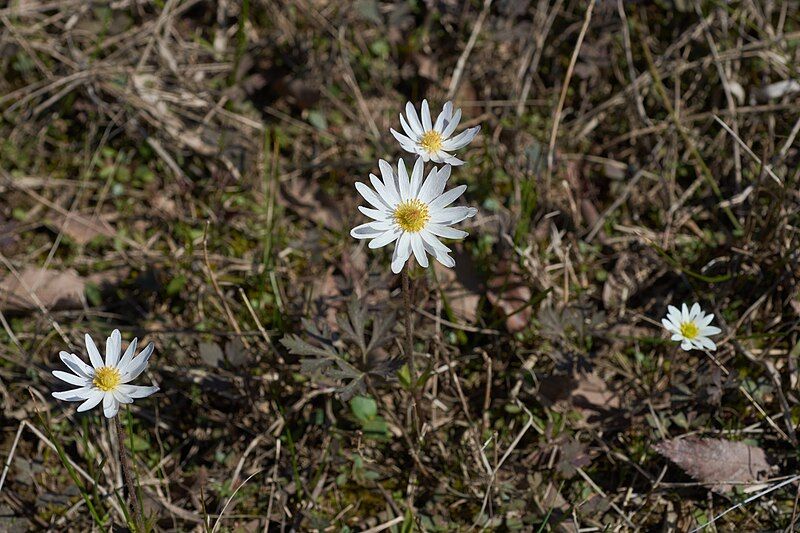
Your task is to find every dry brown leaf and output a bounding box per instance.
[654,437,772,493]
[434,250,481,323]
[539,370,621,427]
[487,259,531,333]
[280,178,340,229]
[0,267,85,311]
[570,371,621,412]
[47,212,115,245]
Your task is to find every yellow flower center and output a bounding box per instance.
[93,366,121,392]
[393,199,430,233]
[419,130,443,153]
[679,321,699,340]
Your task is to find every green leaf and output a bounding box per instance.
[361,417,388,439]
[350,395,377,422]
[166,275,186,296]
[397,364,411,388]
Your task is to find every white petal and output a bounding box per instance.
[119,384,159,399]
[441,126,480,151]
[419,165,452,204]
[689,303,701,320]
[117,338,138,373]
[430,247,455,268]
[76,390,104,412]
[399,114,421,140]
[430,206,477,224]
[681,303,690,322]
[417,166,441,205]
[391,233,412,274]
[112,389,134,404]
[421,99,432,131]
[427,224,468,240]
[85,334,104,369]
[438,152,465,166]
[700,337,717,351]
[670,333,684,341]
[60,351,94,379]
[405,102,424,136]
[680,340,693,351]
[351,222,392,239]
[419,229,451,253]
[398,141,419,154]
[410,157,424,198]
[662,318,678,333]
[369,172,392,204]
[106,329,121,367]
[428,150,445,163]
[358,206,391,221]
[102,393,119,418]
[378,159,401,204]
[442,108,462,138]
[121,342,154,383]
[410,234,429,268]
[698,313,715,327]
[700,326,722,336]
[355,182,391,211]
[397,159,411,201]
[53,370,90,387]
[53,386,93,402]
[428,185,467,210]
[435,102,453,132]
[369,228,401,249]
[391,128,416,149]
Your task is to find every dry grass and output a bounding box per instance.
[2,0,800,530]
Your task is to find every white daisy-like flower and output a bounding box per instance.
[391,100,480,166]
[51,329,159,418]
[662,303,722,351]
[350,157,477,274]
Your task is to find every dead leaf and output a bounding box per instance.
[198,342,224,367]
[434,249,481,323]
[280,178,340,229]
[225,338,249,367]
[539,370,621,427]
[654,437,772,493]
[487,259,531,333]
[0,267,85,311]
[46,212,115,245]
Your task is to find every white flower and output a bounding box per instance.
[391,100,480,166]
[52,330,159,418]
[350,157,477,274]
[662,303,722,351]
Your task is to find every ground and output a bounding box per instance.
[1,0,800,531]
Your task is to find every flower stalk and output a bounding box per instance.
[401,266,417,392]
[114,415,143,531]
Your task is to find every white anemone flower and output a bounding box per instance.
[52,329,159,418]
[351,157,477,274]
[662,303,722,351]
[391,100,480,166]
